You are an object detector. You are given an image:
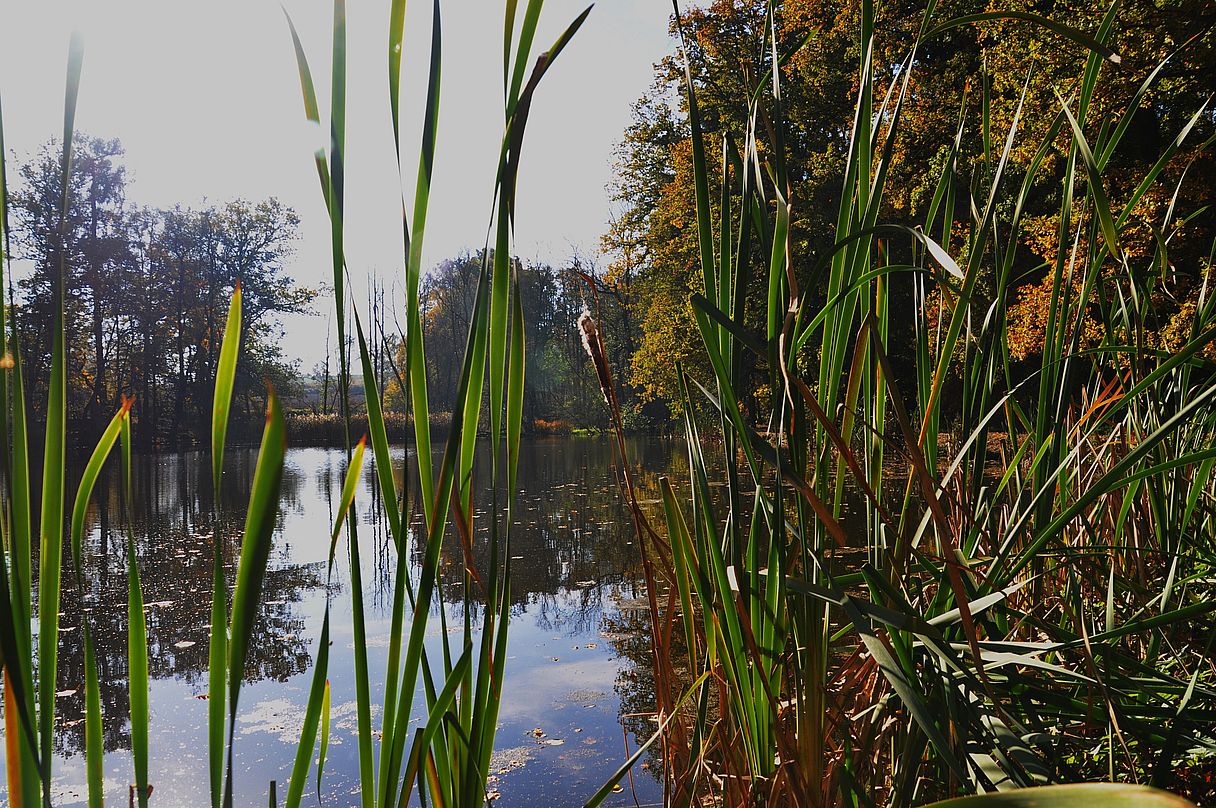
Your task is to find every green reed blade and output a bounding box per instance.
[388,0,407,159]
[8,308,32,633]
[354,311,402,544]
[223,386,287,807]
[405,0,442,524]
[843,595,970,783]
[284,616,330,808]
[317,680,331,801]
[78,622,104,808]
[282,8,332,207]
[0,92,35,793]
[333,436,365,554]
[671,0,715,300]
[208,549,228,808]
[399,644,472,806]
[329,1,347,406]
[354,305,418,806]
[67,402,127,808]
[208,284,243,808]
[925,11,1121,64]
[506,0,543,112]
[503,0,519,95]
[120,406,151,808]
[0,497,41,794]
[318,681,333,803]
[69,404,126,572]
[1114,101,1211,231]
[212,282,242,496]
[583,673,711,808]
[347,524,374,808]
[660,477,701,666]
[488,209,511,459]
[506,272,524,498]
[0,92,11,515]
[1057,91,1122,262]
[37,31,84,794]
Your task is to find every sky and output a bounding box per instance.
[0,0,674,369]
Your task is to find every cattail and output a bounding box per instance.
[578,307,614,409]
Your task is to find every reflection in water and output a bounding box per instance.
[27,436,678,806]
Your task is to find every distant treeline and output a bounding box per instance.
[301,250,660,436]
[7,135,314,449]
[4,135,656,450]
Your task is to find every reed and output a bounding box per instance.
[584,0,1216,805]
[279,0,590,805]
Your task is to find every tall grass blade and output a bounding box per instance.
[583,673,710,808]
[0,84,41,808]
[212,282,242,495]
[68,402,129,807]
[222,387,287,807]
[208,283,242,808]
[121,404,151,808]
[37,30,84,796]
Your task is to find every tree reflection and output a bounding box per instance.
[47,437,681,773]
[52,450,319,756]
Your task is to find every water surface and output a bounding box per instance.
[5,436,678,807]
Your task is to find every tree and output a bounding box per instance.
[12,135,132,437]
[9,135,318,447]
[602,0,1216,416]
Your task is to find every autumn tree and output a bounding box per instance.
[603,0,1215,417]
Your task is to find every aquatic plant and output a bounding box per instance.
[279,0,590,805]
[584,0,1216,805]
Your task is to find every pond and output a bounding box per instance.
[10,436,681,807]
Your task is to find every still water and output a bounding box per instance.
[6,436,680,807]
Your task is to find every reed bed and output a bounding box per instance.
[580,1,1216,806]
[284,410,452,447]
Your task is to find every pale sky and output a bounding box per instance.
[0,0,673,369]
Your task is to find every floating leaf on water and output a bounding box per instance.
[542,739,565,746]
